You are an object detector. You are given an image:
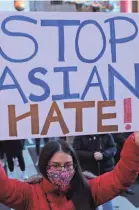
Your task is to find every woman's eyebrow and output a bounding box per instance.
[51,161,73,164]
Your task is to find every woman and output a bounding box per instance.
[0,132,139,210]
[73,134,117,210]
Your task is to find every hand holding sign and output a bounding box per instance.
[135,132,139,147]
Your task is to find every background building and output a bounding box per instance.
[1,0,139,13]
[0,0,29,11]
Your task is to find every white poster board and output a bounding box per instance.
[0,12,139,140]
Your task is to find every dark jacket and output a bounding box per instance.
[73,134,117,175]
[113,132,132,163]
[1,140,24,157]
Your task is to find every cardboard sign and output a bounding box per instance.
[0,12,139,140]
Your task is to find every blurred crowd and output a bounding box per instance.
[0,132,136,187]
[0,132,137,210]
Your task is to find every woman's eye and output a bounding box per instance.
[53,165,60,168]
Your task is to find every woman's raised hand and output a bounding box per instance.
[134,132,139,146]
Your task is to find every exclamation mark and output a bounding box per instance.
[124,98,132,130]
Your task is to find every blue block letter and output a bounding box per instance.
[105,16,138,63]
[108,64,139,100]
[81,66,107,100]
[41,20,80,62]
[75,20,106,63]
[1,15,38,63]
[52,66,80,100]
[28,67,50,102]
[0,66,28,103]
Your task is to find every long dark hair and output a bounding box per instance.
[38,139,96,210]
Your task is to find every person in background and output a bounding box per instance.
[113,132,132,163]
[14,139,26,167]
[0,141,5,167]
[35,138,49,166]
[0,133,139,210]
[73,133,117,210]
[66,136,75,145]
[2,140,28,180]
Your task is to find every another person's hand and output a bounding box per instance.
[94,152,103,160]
[24,175,43,184]
[135,132,139,146]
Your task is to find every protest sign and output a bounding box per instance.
[0,12,139,140]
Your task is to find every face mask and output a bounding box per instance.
[47,168,75,192]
